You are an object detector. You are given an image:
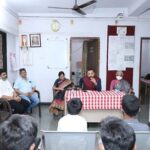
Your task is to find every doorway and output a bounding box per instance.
[70,37,100,86]
[0,31,7,71]
[139,37,150,123]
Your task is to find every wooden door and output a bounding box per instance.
[82,39,99,75]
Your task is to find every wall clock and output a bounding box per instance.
[51,20,61,32]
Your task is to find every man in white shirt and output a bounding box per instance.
[57,98,87,132]
[0,70,29,114]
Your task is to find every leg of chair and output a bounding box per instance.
[38,103,41,117]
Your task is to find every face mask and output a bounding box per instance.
[116,76,122,80]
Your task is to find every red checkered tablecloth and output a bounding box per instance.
[141,78,150,84]
[65,90,125,110]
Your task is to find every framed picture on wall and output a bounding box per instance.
[30,34,41,47]
[21,34,28,47]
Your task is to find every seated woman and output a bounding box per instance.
[49,71,73,119]
[110,71,132,94]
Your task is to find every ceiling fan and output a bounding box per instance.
[48,0,97,15]
[139,7,150,16]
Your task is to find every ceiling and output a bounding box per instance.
[4,0,150,18]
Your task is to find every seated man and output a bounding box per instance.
[122,94,149,131]
[99,116,136,150]
[79,69,101,91]
[0,114,38,150]
[110,70,131,93]
[0,70,29,114]
[14,68,39,111]
[57,98,87,131]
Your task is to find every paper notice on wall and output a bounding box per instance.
[10,52,18,71]
[108,36,134,70]
[108,49,126,70]
[21,50,33,66]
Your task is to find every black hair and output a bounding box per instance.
[0,69,6,75]
[58,71,65,77]
[19,68,26,74]
[87,68,95,72]
[122,95,140,117]
[67,98,82,115]
[0,114,38,150]
[100,117,136,150]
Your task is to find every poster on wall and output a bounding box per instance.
[108,36,134,70]
[21,49,33,66]
[10,52,18,71]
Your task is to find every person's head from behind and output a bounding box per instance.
[67,98,83,115]
[116,70,123,81]
[0,69,7,80]
[122,95,140,118]
[0,114,38,150]
[87,69,95,78]
[58,71,65,81]
[99,117,136,150]
[19,68,27,79]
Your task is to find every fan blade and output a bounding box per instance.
[73,8,86,15]
[48,6,71,10]
[78,0,96,9]
[139,7,150,15]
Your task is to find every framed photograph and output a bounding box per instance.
[21,34,28,47]
[30,34,41,47]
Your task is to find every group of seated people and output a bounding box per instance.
[0,67,149,150]
[49,69,133,118]
[0,66,133,117]
[0,68,39,114]
[0,94,149,150]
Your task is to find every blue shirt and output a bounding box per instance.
[14,77,35,93]
[124,119,150,131]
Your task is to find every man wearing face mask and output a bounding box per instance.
[0,70,29,114]
[110,70,131,93]
[79,69,101,91]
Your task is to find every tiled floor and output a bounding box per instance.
[31,90,150,137]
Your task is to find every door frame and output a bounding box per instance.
[0,31,7,72]
[139,37,150,97]
[70,37,100,79]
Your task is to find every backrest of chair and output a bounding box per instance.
[41,131,99,150]
[135,131,150,150]
[0,99,12,123]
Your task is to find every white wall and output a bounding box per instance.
[0,6,19,84]
[141,40,150,76]
[0,6,18,35]
[7,33,18,84]
[18,16,150,102]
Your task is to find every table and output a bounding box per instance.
[65,90,125,122]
